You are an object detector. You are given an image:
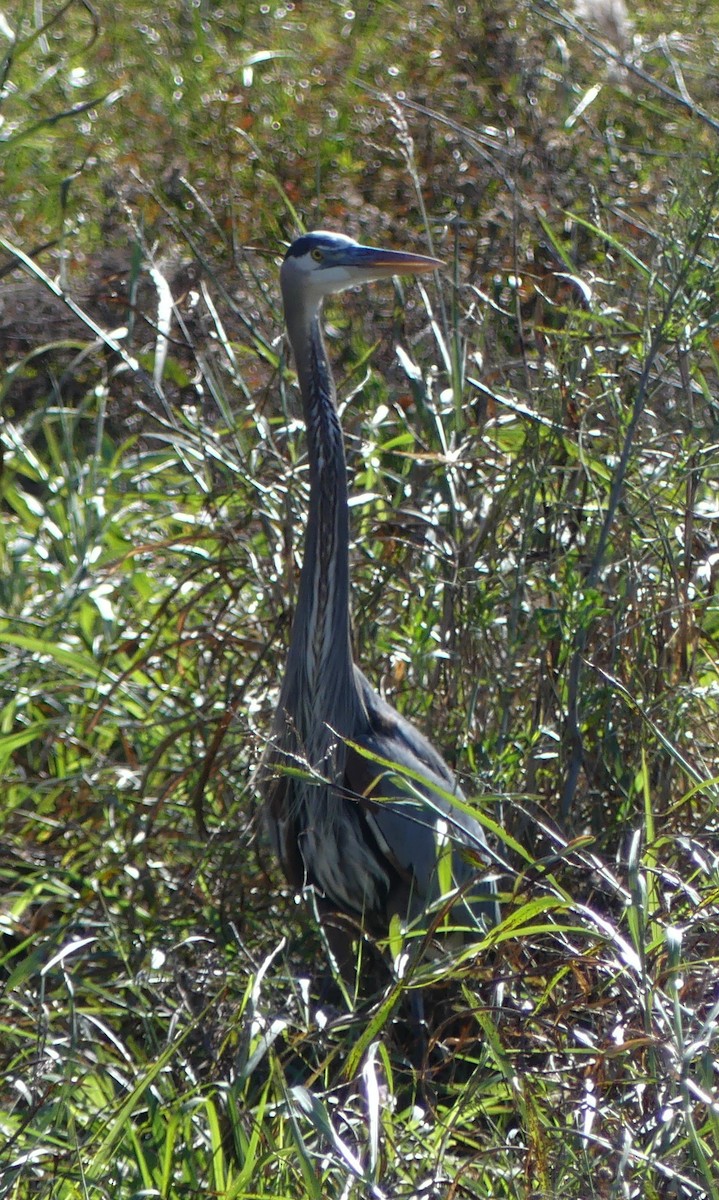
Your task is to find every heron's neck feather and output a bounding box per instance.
[284,307,356,735]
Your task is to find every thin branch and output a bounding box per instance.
[536,0,719,138]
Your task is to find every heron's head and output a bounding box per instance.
[280,230,442,315]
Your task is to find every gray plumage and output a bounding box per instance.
[264,230,498,940]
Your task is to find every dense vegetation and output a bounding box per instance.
[2,0,718,1196]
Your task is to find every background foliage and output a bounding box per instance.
[1,0,719,1196]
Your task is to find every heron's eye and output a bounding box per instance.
[311,248,323,262]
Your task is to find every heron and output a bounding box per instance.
[263,230,498,967]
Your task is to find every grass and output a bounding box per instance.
[2,0,719,1196]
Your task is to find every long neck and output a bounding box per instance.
[283,304,356,726]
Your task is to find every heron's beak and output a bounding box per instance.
[346,244,444,277]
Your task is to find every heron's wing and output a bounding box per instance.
[260,733,308,890]
[345,668,494,913]
[261,701,402,919]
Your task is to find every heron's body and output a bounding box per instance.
[264,231,498,941]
